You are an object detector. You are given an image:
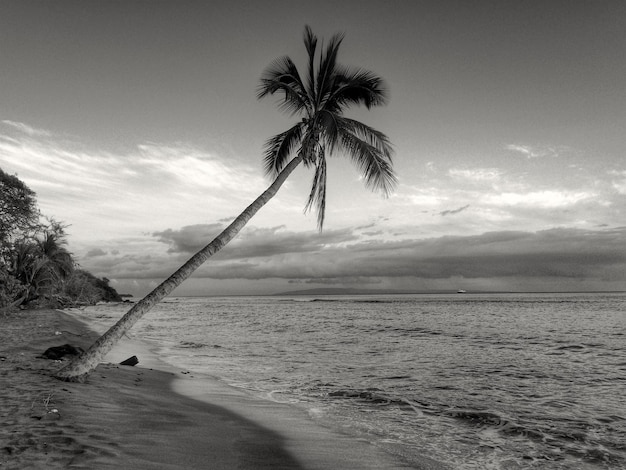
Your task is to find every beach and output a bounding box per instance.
[0,308,443,470]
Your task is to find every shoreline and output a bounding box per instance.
[1,309,303,469]
[2,308,445,469]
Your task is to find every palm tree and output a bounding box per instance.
[35,230,75,297]
[8,240,42,304]
[55,26,396,382]
[9,227,75,306]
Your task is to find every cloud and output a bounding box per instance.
[506,144,562,159]
[85,248,107,257]
[134,143,262,193]
[85,226,626,295]
[361,230,384,236]
[448,168,502,182]
[153,224,224,253]
[289,227,626,283]
[439,204,470,216]
[399,186,444,207]
[609,170,626,195]
[4,121,624,295]
[1,120,52,137]
[0,124,270,241]
[484,190,593,208]
[152,224,358,258]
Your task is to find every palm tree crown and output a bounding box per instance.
[258,25,396,229]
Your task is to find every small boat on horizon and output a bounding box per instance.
[457,289,467,294]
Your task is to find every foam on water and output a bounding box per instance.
[83,293,626,469]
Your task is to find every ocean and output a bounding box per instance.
[82,293,626,469]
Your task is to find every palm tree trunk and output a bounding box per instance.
[55,155,304,382]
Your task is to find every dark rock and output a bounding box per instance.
[120,355,139,366]
[42,410,60,421]
[42,344,84,360]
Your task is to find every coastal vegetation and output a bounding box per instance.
[55,26,396,381]
[0,168,121,311]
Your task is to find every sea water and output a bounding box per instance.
[83,293,626,469]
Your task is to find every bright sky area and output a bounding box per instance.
[1,0,625,296]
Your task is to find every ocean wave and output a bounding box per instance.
[444,409,513,427]
[326,389,435,413]
[178,341,217,349]
[283,298,395,304]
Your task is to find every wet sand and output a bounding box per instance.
[1,308,447,469]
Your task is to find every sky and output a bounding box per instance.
[1,0,625,296]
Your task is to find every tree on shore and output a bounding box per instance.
[55,26,396,382]
[5,224,74,307]
[0,170,122,310]
[0,168,40,257]
[64,271,122,304]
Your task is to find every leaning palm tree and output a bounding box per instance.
[55,25,396,382]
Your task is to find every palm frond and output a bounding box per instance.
[304,153,327,230]
[317,110,341,154]
[316,31,345,108]
[337,124,397,196]
[337,117,393,156]
[257,57,309,116]
[327,66,388,111]
[263,123,304,178]
[303,25,318,102]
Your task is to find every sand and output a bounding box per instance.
[1,308,448,469]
